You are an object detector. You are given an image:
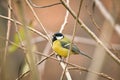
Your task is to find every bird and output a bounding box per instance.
[52,32,92,59]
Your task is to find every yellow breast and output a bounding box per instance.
[52,40,72,57]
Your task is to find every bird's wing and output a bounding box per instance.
[60,41,80,54]
[60,41,92,59]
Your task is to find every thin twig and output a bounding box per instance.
[2,0,12,79]
[68,67,114,80]
[69,0,83,58]
[59,0,72,80]
[86,6,116,54]
[60,0,120,65]
[38,42,52,80]
[24,3,56,75]
[12,13,25,47]
[59,0,69,33]
[16,52,54,80]
[28,0,61,8]
[0,12,118,47]
[37,52,54,65]
[61,0,84,80]
[4,0,12,63]
[0,14,120,50]
[36,51,115,80]
[0,14,48,40]
[0,36,114,80]
[28,27,48,40]
[8,3,24,47]
[56,56,72,80]
[16,0,39,79]
[94,0,120,36]
[85,5,101,31]
[24,1,56,77]
[25,0,52,46]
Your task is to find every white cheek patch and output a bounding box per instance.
[56,36,63,40]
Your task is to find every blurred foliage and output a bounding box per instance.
[8,21,34,53]
[8,27,25,53]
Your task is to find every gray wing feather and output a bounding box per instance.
[60,41,80,54]
[60,41,92,59]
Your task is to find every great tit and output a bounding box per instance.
[52,32,92,59]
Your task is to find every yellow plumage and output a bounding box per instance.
[52,32,92,59]
[52,40,72,57]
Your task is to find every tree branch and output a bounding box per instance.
[60,0,120,65]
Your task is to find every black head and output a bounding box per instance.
[52,32,64,42]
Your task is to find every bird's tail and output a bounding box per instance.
[79,50,92,60]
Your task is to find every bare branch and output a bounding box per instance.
[68,67,114,80]
[60,0,84,80]
[94,0,120,36]
[16,0,39,79]
[60,0,120,65]
[85,5,101,31]
[0,14,48,40]
[59,0,69,33]
[0,36,114,80]
[58,0,73,80]
[25,0,52,46]
[28,0,61,8]
[4,0,12,63]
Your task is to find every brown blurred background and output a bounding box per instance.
[0,0,120,80]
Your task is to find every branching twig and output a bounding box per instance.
[0,1,117,80]
[1,13,120,65]
[8,2,25,47]
[68,67,114,80]
[0,13,118,47]
[28,0,61,8]
[85,5,101,31]
[16,52,55,80]
[37,52,54,65]
[37,52,114,80]
[2,0,12,79]
[59,0,69,33]
[17,0,40,79]
[0,36,114,80]
[0,14,48,40]
[4,0,12,63]
[25,0,52,46]
[94,0,120,36]
[12,13,25,47]
[60,0,120,65]
[60,0,84,80]
[58,0,72,80]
